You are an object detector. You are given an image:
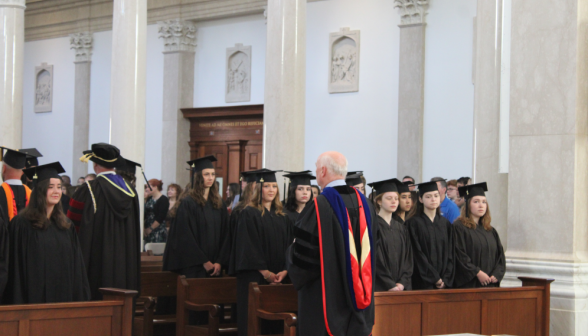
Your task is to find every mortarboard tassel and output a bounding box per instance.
[141,167,152,191]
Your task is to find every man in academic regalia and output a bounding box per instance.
[67,143,141,300]
[286,151,376,336]
[0,147,33,225]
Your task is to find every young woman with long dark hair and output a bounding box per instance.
[283,171,315,223]
[233,170,293,336]
[393,181,412,224]
[453,183,505,288]
[369,178,413,292]
[6,162,90,304]
[406,181,454,290]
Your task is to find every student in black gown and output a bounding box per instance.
[453,182,506,288]
[370,178,413,292]
[394,181,413,224]
[162,156,230,320]
[311,185,320,198]
[283,171,315,223]
[346,171,366,195]
[6,162,90,304]
[234,170,293,336]
[406,181,454,290]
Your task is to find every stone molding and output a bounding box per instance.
[70,32,93,62]
[0,0,25,9]
[394,0,429,25]
[158,19,197,53]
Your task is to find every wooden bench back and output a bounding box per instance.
[178,276,237,305]
[140,271,178,297]
[250,284,298,313]
[0,288,136,336]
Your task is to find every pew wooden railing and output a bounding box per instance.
[141,255,163,272]
[141,250,154,257]
[134,271,178,336]
[373,277,554,336]
[0,288,136,336]
[247,283,297,336]
[176,276,238,336]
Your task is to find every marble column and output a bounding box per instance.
[0,0,25,154]
[158,19,196,188]
[500,1,588,335]
[472,1,509,244]
[70,32,93,180]
[108,0,147,246]
[263,0,306,184]
[394,0,428,183]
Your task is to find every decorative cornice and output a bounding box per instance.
[394,0,429,25]
[69,32,93,62]
[0,0,25,10]
[158,19,197,53]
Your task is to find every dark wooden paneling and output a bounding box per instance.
[487,298,537,336]
[375,303,421,336]
[425,301,481,335]
[30,317,112,336]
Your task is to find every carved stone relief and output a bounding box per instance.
[329,28,360,94]
[226,43,252,103]
[34,63,53,113]
[394,0,429,25]
[69,32,93,62]
[158,19,197,53]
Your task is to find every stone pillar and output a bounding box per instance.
[501,1,588,335]
[70,32,93,180]
[263,0,306,183]
[158,19,196,188]
[394,0,428,183]
[472,1,509,244]
[109,0,147,247]
[0,0,25,153]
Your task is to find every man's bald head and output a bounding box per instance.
[315,151,348,188]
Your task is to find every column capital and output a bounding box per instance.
[394,0,429,26]
[0,0,25,9]
[70,32,93,62]
[158,19,197,53]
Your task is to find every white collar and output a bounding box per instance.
[4,179,23,186]
[97,171,116,176]
[326,179,346,188]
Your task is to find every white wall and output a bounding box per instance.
[422,0,477,182]
[193,14,267,107]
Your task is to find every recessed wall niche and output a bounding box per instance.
[34,63,53,113]
[329,28,360,94]
[226,43,252,103]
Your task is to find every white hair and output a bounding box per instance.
[318,153,348,177]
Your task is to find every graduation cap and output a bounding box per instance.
[187,155,217,173]
[23,161,65,186]
[396,180,411,194]
[241,171,258,183]
[283,171,316,187]
[20,148,43,168]
[256,169,282,183]
[80,143,121,168]
[415,181,440,196]
[0,146,28,169]
[458,182,488,199]
[117,157,151,191]
[367,178,401,198]
[346,171,364,186]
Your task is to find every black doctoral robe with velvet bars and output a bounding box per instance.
[286,185,377,336]
[67,175,141,300]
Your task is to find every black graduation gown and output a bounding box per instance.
[227,204,246,276]
[163,197,230,276]
[6,215,90,304]
[0,207,7,302]
[375,215,413,291]
[284,208,300,223]
[286,186,376,336]
[452,220,506,288]
[406,213,454,289]
[0,184,28,221]
[234,206,293,336]
[67,175,141,300]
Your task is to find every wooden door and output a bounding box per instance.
[244,140,263,171]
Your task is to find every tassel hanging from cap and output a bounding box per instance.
[79,153,94,163]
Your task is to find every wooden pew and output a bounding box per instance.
[247,283,297,336]
[141,255,163,272]
[176,276,238,336]
[134,271,178,336]
[0,288,136,336]
[373,277,554,336]
[141,250,154,257]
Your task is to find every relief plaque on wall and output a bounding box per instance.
[329,28,360,94]
[35,63,53,113]
[226,43,252,103]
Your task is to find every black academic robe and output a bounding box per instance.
[6,215,90,304]
[0,184,28,221]
[163,196,230,276]
[234,206,293,336]
[67,175,141,300]
[375,215,413,291]
[284,208,300,223]
[452,220,506,288]
[286,186,376,336]
[227,204,246,276]
[0,208,7,302]
[406,213,454,289]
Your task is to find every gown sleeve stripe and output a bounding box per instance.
[294,242,320,258]
[293,226,319,245]
[69,198,85,210]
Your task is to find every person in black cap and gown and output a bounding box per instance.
[346,171,366,195]
[406,181,454,290]
[66,143,141,300]
[453,182,505,288]
[234,169,293,336]
[19,148,42,189]
[6,162,90,304]
[283,171,315,223]
[394,181,413,224]
[369,178,413,292]
[162,156,230,321]
[0,147,33,225]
